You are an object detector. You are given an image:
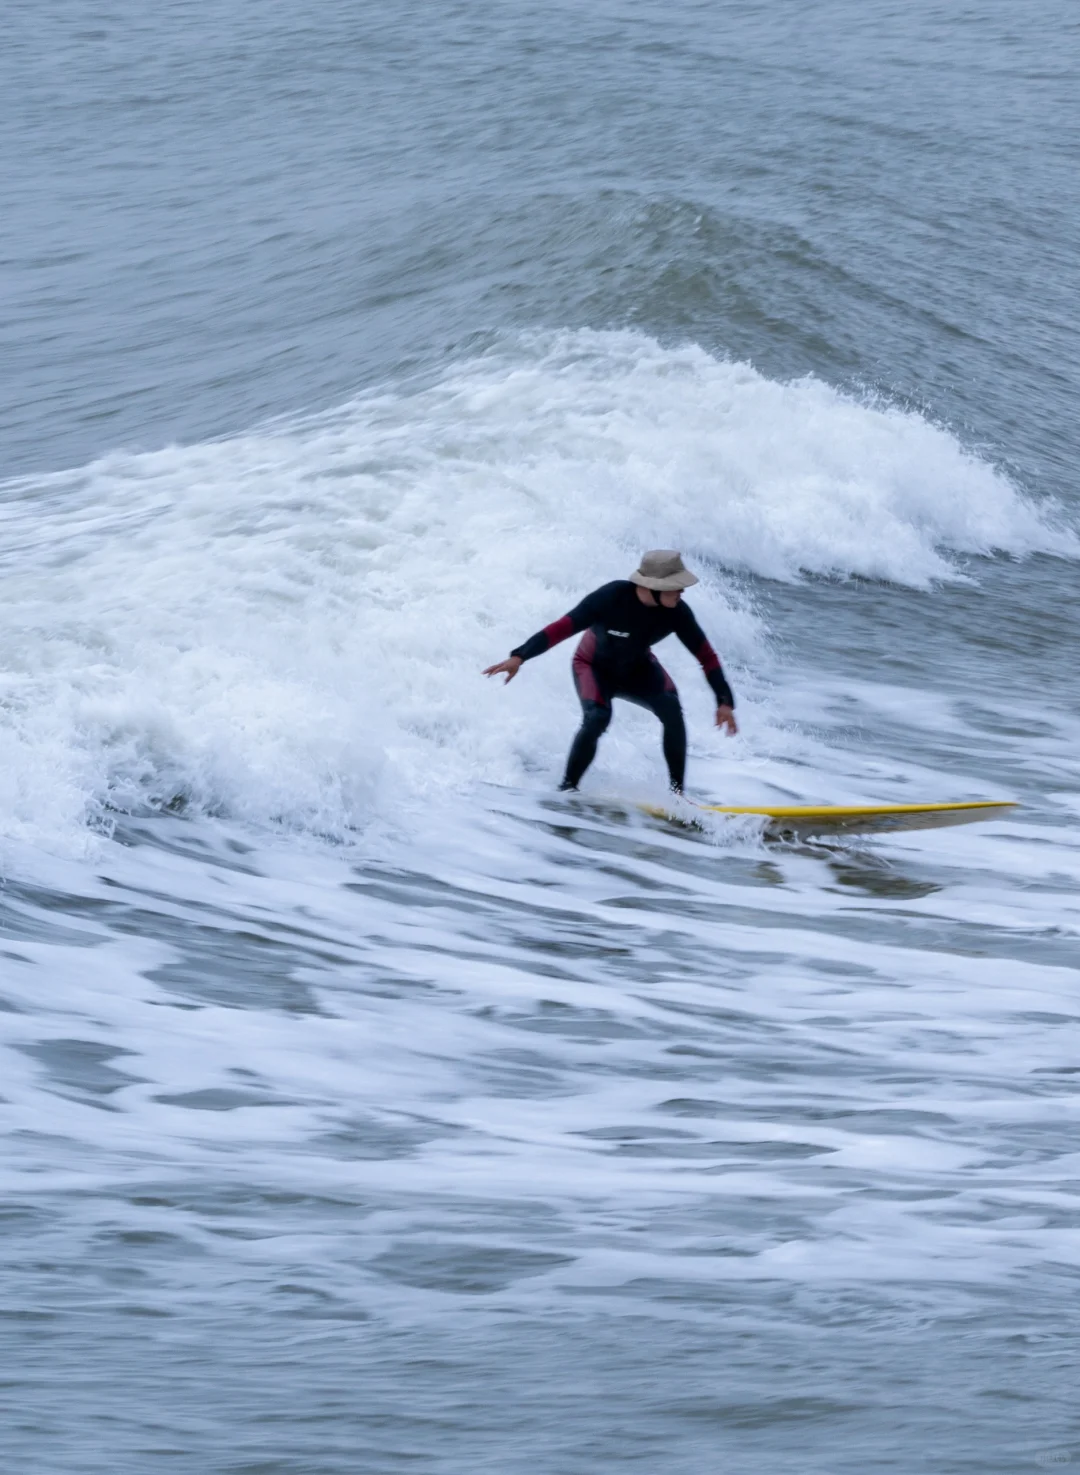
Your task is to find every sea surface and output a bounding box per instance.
[2,2,1079,1471]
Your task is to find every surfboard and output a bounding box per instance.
[641,799,1017,839]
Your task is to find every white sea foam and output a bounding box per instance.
[2,799,1079,1302]
[0,330,1072,852]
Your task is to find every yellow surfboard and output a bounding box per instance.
[642,799,1017,838]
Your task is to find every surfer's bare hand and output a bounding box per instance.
[484,656,523,684]
[715,705,738,736]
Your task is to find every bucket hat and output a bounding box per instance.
[628,549,699,591]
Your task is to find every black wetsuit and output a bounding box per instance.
[511,580,735,791]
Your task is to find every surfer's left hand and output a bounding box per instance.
[715,705,738,736]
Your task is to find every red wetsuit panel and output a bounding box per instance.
[695,638,721,674]
[655,655,677,693]
[542,614,575,647]
[571,629,604,704]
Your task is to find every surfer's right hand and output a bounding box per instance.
[483,656,523,684]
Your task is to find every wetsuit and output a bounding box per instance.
[511,580,735,791]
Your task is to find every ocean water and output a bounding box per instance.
[2,2,1079,1472]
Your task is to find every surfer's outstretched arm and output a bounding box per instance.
[483,583,620,683]
[674,605,738,734]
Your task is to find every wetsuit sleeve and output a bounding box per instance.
[510,583,620,662]
[674,603,735,707]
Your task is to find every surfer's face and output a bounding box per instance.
[635,585,683,609]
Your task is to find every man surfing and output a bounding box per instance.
[484,550,737,793]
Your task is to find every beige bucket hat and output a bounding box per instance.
[629,549,699,591]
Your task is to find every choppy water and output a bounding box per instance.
[2,2,1079,1471]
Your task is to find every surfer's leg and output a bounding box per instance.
[636,658,686,792]
[561,700,612,790]
[655,693,687,792]
[561,633,613,789]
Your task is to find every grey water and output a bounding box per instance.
[6,0,1079,496]
[2,2,1080,1472]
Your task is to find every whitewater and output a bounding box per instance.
[1,330,1068,851]
[4,0,1080,1470]
[3,329,1080,1471]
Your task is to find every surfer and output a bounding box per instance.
[484,550,737,793]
